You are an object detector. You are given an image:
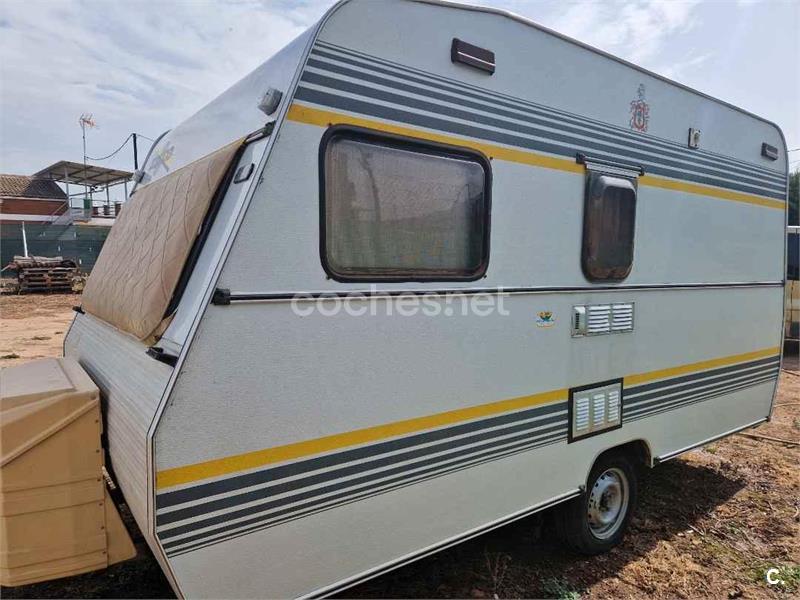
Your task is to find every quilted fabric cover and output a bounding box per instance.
[81,139,242,342]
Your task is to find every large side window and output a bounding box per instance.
[581,171,637,281]
[321,129,491,282]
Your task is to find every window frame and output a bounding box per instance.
[319,125,492,283]
[580,169,638,283]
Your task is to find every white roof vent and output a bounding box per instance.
[258,87,283,116]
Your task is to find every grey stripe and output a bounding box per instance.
[625,355,779,399]
[163,427,566,555]
[625,374,778,423]
[624,367,778,415]
[626,360,780,408]
[295,86,785,201]
[304,58,784,195]
[158,420,566,538]
[312,42,786,185]
[625,369,779,419]
[157,410,565,526]
[315,40,785,182]
[157,398,566,510]
[166,430,566,558]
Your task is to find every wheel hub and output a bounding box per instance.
[587,467,629,539]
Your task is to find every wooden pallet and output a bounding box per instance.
[18,267,75,294]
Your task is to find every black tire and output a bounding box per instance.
[554,451,638,555]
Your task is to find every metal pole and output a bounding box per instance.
[64,164,70,209]
[105,183,110,206]
[81,120,91,212]
[133,132,139,170]
[21,221,28,258]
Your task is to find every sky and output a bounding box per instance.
[1,0,798,188]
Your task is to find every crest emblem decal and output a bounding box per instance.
[536,311,556,328]
[629,84,650,132]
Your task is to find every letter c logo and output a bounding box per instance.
[766,568,782,585]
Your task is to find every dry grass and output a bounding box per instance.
[1,294,797,599]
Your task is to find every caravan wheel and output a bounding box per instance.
[554,451,638,555]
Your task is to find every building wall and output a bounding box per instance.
[0,197,67,219]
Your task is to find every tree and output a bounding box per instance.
[789,168,799,226]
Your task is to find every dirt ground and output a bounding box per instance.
[0,293,76,364]
[1,293,798,599]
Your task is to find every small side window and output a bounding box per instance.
[581,172,637,281]
[321,128,491,282]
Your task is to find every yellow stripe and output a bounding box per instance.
[638,175,785,210]
[157,345,780,490]
[156,387,567,489]
[286,104,785,210]
[623,346,780,386]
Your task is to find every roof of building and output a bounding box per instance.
[33,161,132,187]
[0,174,67,200]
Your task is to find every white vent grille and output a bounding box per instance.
[611,303,634,331]
[592,393,606,426]
[607,389,621,422]
[574,397,591,433]
[587,305,611,334]
[571,381,623,440]
[573,303,634,336]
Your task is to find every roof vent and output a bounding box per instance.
[761,143,778,161]
[258,87,283,116]
[687,128,701,149]
[451,38,495,74]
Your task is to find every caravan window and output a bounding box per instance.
[581,172,637,281]
[322,129,490,282]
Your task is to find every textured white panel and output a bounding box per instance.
[64,313,172,536]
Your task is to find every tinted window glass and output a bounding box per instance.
[323,132,490,281]
[582,173,637,281]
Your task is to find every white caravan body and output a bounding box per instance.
[64,0,789,597]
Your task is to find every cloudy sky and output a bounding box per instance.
[1,0,798,183]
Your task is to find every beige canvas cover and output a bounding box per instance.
[81,139,243,341]
[0,358,136,586]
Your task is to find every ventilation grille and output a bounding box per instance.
[570,381,623,441]
[607,389,621,422]
[611,304,634,331]
[574,397,591,432]
[573,303,634,336]
[587,305,611,334]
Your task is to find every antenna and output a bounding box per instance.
[78,113,97,163]
[78,113,97,212]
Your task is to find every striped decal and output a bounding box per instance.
[158,401,568,557]
[155,348,779,557]
[289,41,786,209]
[156,387,566,489]
[624,355,780,422]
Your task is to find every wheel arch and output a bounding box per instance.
[583,439,653,487]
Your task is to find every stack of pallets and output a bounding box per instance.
[9,256,77,294]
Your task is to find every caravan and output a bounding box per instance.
[2,1,789,597]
